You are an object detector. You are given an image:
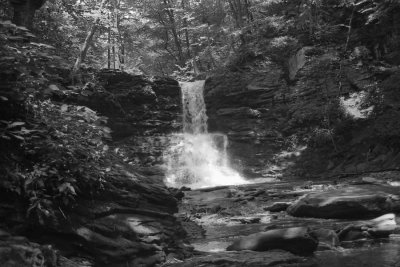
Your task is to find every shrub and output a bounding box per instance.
[1,97,112,225]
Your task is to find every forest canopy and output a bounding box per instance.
[1,0,399,77]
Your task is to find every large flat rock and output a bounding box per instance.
[165,251,316,267]
[287,185,400,219]
[226,227,318,256]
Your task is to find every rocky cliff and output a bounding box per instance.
[205,47,400,178]
[68,70,182,170]
[0,41,188,266]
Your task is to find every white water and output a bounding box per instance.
[163,81,248,189]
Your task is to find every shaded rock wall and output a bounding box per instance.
[70,70,182,168]
[205,47,400,178]
[63,71,187,265]
[0,163,189,266]
[0,68,188,266]
[205,60,287,177]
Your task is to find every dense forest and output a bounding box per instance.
[1,0,398,76]
[1,0,400,266]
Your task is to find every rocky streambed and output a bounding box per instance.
[166,173,400,267]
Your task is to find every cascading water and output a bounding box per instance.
[163,80,248,189]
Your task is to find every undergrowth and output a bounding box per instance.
[0,20,114,226]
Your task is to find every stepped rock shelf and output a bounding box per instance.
[2,68,400,266]
[170,176,400,267]
[0,71,189,266]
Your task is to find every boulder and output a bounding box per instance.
[226,227,318,256]
[164,250,316,267]
[338,213,398,241]
[263,202,291,212]
[309,228,339,250]
[287,185,400,219]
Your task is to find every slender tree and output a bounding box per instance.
[181,0,191,58]
[71,0,108,81]
[163,0,184,65]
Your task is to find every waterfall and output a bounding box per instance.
[182,80,208,134]
[163,81,248,189]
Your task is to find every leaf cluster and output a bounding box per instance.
[18,99,111,224]
[0,97,113,225]
[0,20,115,225]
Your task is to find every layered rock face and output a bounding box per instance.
[205,47,400,178]
[0,70,188,266]
[60,71,186,265]
[287,185,400,219]
[72,70,182,169]
[1,163,188,266]
[205,60,288,177]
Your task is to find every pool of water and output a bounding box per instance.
[316,236,400,267]
[181,179,400,267]
[192,236,400,266]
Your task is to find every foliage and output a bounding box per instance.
[0,20,113,225]
[20,99,111,224]
[2,0,398,77]
[1,97,112,224]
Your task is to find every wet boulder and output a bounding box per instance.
[309,228,340,250]
[263,202,291,212]
[164,250,317,267]
[226,227,318,256]
[338,213,398,241]
[287,185,400,219]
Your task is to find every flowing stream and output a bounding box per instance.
[163,80,248,189]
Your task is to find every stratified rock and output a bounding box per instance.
[60,167,188,266]
[338,213,398,241]
[287,185,400,219]
[164,250,316,267]
[204,45,400,178]
[263,202,291,212]
[226,227,318,256]
[63,70,182,167]
[0,163,189,266]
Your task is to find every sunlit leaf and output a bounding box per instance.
[61,104,69,112]
[7,122,25,128]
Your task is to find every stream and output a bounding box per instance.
[163,81,400,266]
[170,179,400,267]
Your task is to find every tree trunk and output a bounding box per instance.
[120,40,125,71]
[112,44,116,69]
[228,0,244,28]
[115,0,124,70]
[181,0,191,58]
[244,0,253,22]
[71,0,108,82]
[158,14,179,62]
[112,2,115,69]
[107,15,111,68]
[164,0,184,65]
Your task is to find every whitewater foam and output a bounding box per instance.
[163,81,248,189]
